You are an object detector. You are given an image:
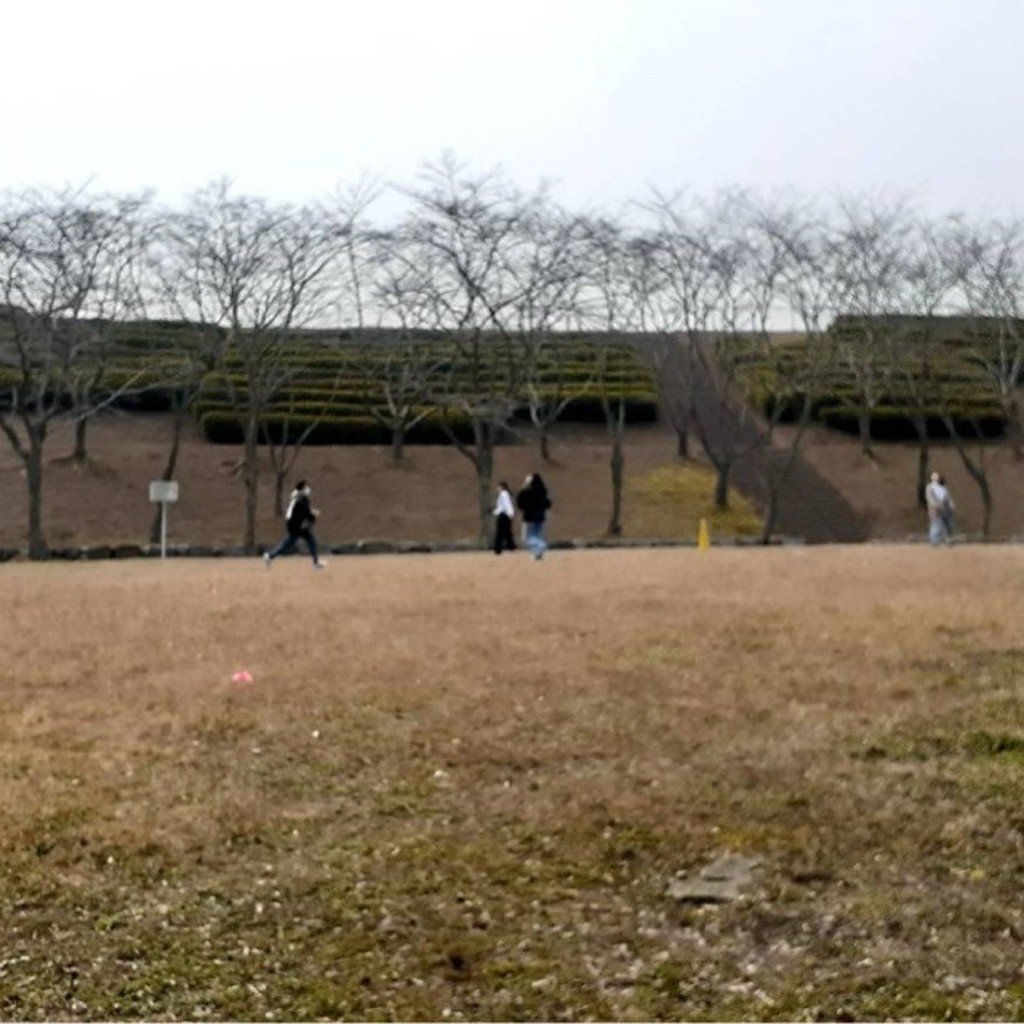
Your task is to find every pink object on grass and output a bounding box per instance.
[231,670,254,684]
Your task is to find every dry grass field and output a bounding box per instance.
[3,547,1024,1020]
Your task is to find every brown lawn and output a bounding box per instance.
[2,547,1024,1020]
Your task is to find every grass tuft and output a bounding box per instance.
[627,464,762,539]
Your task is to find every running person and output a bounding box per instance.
[264,480,324,568]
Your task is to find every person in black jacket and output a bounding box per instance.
[264,480,324,568]
[516,473,552,560]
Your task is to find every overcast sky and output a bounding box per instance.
[3,0,1020,218]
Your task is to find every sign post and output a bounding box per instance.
[148,481,180,559]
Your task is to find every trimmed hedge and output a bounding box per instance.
[3,330,660,442]
[738,326,1012,438]
[192,338,659,436]
[516,392,659,424]
[199,409,478,445]
[191,399,374,421]
[820,404,1006,440]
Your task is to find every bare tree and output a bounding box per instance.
[261,188,380,512]
[146,333,222,545]
[0,186,150,558]
[623,230,695,459]
[261,365,347,516]
[644,191,765,510]
[886,218,957,507]
[593,345,629,535]
[645,332,695,459]
[512,204,591,462]
[63,203,152,464]
[827,195,916,458]
[523,344,594,462]
[369,245,451,462]
[143,210,232,543]
[918,213,1024,537]
[944,215,1024,453]
[579,215,651,534]
[389,155,543,543]
[363,340,445,463]
[934,371,997,537]
[639,191,838,539]
[161,181,345,553]
[741,195,839,541]
[744,328,837,543]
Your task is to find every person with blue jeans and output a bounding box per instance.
[264,480,324,568]
[925,471,954,546]
[516,473,552,560]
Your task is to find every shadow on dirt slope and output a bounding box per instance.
[656,337,869,543]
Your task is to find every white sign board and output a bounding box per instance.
[148,481,179,559]
[149,480,179,504]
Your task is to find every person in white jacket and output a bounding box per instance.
[492,480,516,554]
[925,472,955,545]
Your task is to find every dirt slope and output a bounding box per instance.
[1,410,1020,551]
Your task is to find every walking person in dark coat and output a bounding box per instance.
[516,473,552,560]
[492,480,516,554]
[264,480,325,568]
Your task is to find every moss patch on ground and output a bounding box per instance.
[627,463,762,540]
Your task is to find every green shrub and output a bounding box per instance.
[820,404,1006,440]
[548,393,659,424]
[737,329,1010,438]
[199,408,478,445]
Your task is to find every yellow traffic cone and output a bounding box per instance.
[698,518,711,552]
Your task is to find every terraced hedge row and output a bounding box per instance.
[198,410,480,445]
[733,323,1013,440]
[9,315,1024,443]
[190,339,658,443]
[0,332,660,442]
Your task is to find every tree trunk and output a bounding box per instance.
[390,427,405,464]
[539,426,551,463]
[243,413,260,555]
[713,460,731,509]
[858,407,873,458]
[957,449,992,538]
[607,431,624,536]
[73,416,89,463]
[676,425,689,460]
[474,420,494,546]
[944,415,992,539]
[606,399,625,536]
[272,471,287,518]
[759,490,779,545]
[27,427,47,560]
[957,452,993,538]
[979,475,993,538]
[1004,403,1024,460]
[149,403,185,544]
[913,415,929,508]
